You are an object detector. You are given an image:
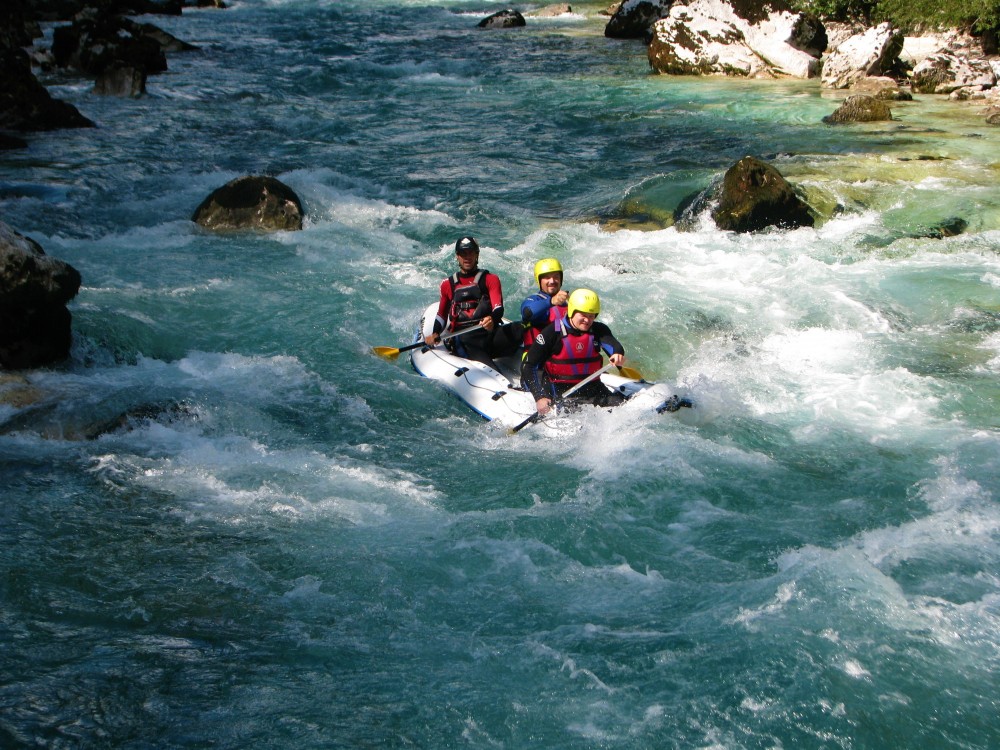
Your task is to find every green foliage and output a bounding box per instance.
[791,0,1000,32]
[877,0,1000,33]
[791,0,879,23]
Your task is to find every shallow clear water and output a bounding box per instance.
[2,2,1000,747]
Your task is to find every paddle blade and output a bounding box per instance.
[372,346,401,359]
[618,366,644,381]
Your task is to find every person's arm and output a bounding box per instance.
[593,322,625,366]
[425,279,452,344]
[522,326,559,412]
[520,293,550,325]
[483,273,504,331]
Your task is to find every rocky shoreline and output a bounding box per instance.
[1,0,998,374]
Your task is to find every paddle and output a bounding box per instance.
[372,325,480,360]
[617,365,644,380]
[509,362,617,434]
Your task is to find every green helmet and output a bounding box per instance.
[533,257,563,286]
[567,288,600,318]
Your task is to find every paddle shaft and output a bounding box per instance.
[391,325,473,356]
[374,320,512,359]
[510,362,616,434]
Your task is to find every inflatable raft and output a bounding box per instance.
[409,304,690,429]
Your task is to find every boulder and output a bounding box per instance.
[913,217,967,239]
[605,0,672,40]
[823,94,893,123]
[124,19,199,53]
[0,372,44,409]
[821,22,905,89]
[0,47,94,131]
[647,0,825,79]
[711,156,814,232]
[824,21,865,53]
[0,221,81,370]
[911,52,996,94]
[52,14,168,75]
[192,176,304,232]
[93,65,147,97]
[850,75,911,100]
[477,10,526,29]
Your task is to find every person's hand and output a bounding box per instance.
[481,316,495,332]
[551,290,568,306]
[536,398,553,415]
[609,353,624,367]
[424,332,440,346]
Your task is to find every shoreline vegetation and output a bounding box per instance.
[1,0,998,376]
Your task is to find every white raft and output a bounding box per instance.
[409,303,688,429]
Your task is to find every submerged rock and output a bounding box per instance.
[192,175,304,232]
[0,372,44,409]
[711,156,814,233]
[0,221,81,369]
[912,217,968,239]
[528,4,573,18]
[477,10,526,29]
[93,65,147,97]
[850,75,912,100]
[823,94,893,123]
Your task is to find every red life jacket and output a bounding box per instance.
[448,270,491,332]
[544,317,603,383]
[522,303,566,348]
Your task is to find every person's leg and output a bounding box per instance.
[577,380,627,409]
[521,360,556,399]
[453,330,502,371]
[488,323,524,358]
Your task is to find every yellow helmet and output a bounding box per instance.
[567,288,600,318]
[533,258,563,286]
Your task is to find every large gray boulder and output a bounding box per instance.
[192,176,304,232]
[711,156,814,232]
[911,52,997,94]
[0,221,81,369]
[648,0,825,79]
[821,22,904,89]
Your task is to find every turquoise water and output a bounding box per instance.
[3,1,1000,747]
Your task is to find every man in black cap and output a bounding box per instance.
[424,236,521,370]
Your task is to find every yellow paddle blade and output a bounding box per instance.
[618,366,644,380]
[372,346,401,359]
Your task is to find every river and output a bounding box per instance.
[2,1,999,747]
